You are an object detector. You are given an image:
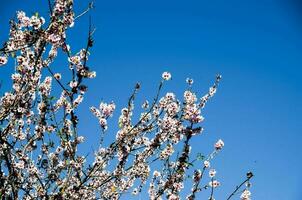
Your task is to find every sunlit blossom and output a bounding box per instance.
[162,71,172,80]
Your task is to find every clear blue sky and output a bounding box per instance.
[1,0,302,199]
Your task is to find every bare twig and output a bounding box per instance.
[74,2,94,20]
[226,172,254,200]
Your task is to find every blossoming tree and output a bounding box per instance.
[0,0,253,199]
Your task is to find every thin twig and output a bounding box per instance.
[226,172,254,200]
[74,2,94,20]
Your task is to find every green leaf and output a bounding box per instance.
[118,120,123,128]
[197,153,205,161]
[11,52,16,58]
[49,96,56,101]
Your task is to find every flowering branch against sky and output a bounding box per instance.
[0,0,301,199]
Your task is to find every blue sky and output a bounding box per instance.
[1,0,302,199]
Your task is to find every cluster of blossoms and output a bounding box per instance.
[17,11,45,30]
[208,169,220,189]
[159,144,174,159]
[68,49,96,79]
[0,0,253,199]
[183,90,205,123]
[39,76,52,96]
[90,102,116,130]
